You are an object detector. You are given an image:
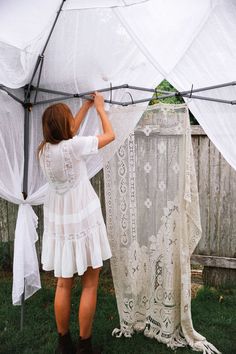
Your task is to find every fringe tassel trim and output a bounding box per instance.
[112,326,221,354]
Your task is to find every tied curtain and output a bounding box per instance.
[104,104,220,354]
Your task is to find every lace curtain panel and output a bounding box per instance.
[104,104,220,354]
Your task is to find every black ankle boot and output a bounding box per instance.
[55,330,76,354]
[76,336,102,354]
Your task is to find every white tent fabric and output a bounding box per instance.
[115,0,236,169]
[0,0,234,338]
[104,104,220,354]
[0,0,149,88]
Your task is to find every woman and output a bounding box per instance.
[38,92,115,354]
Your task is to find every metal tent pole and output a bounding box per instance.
[18,0,66,332]
[0,85,24,105]
[27,0,66,102]
[31,81,236,107]
[20,85,32,331]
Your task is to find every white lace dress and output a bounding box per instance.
[39,135,112,277]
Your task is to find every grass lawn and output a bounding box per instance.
[0,268,235,354]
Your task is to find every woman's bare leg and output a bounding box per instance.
[78,267,101,339]
[54,276,74,335]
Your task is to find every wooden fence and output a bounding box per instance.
[0,126,235,286]
[191,126,236,286]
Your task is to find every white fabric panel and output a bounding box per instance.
[114,0,213,75]
[0,0,61,49]
[63,0,149,10]
[167,0,236,170]
[116,0,236,171]
[12,205,41,305]
[0,91,47,304]
[0,0,62,88]
[0,0,149,88]
[0,92,24,202]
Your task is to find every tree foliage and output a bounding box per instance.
[149,80,198,124]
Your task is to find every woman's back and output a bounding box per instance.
[39,135,98,194]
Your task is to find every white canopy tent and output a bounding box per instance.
[0,0,235,352]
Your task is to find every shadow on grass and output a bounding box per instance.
[0,271,235,354]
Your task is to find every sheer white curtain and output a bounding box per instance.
[0,91,45,305]
[167,0,236,170]
[115,0,236,170]
[104,104,220,354]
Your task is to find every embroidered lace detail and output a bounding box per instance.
[45,143,57,184]
[62,141,75,186]
[44,220,102,240]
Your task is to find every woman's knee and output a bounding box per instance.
[57,276,74,289]
[81,266,101,289]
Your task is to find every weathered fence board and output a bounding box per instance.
[0,126,236,284]
[191,126,236,259]
[191,255,236,269]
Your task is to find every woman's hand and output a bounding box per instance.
[94,92,105,112]
[82,94,95,110]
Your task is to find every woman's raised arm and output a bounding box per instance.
[94,92,115,149]
[72,99,94,135]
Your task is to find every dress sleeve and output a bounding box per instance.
[70,135,99,158]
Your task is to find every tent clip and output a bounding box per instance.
[126,91,134,105]
[23,102,33,111]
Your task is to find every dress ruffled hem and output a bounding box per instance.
[41,221,112,277]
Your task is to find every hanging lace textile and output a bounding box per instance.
[104,103,221,354]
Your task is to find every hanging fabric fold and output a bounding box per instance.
[12,204,41,305]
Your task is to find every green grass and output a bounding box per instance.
[0,270,235,354]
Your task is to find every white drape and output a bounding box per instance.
[167,0,236,170]
[115,0,236,169]
[0,92,46,304]
[104,104,220,354]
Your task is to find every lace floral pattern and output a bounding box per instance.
[104,104,220,354]
[44,220,102,240]
[62,141,75,186]
[44,143,57,184]
[41,140,79,194]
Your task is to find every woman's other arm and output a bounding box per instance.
[94,92,115,148]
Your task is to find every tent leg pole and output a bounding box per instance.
[20,88,31,331]
[22,101,30,198]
